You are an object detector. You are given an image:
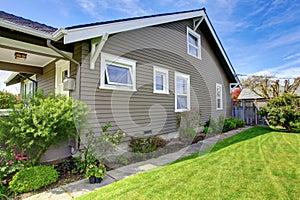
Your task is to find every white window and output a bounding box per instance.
[175,72,190,112]
[187,27,201,59]
[55,60,70,96]
[216,83,223,110]
[153,66,169,94]
[100,53,136,91]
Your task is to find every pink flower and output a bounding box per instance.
[9,160,13,165]
[99,170,103,173]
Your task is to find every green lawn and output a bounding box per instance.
[77,126,300,200]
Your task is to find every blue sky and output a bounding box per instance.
[1,0,300,93]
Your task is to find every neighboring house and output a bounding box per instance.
[1,8,239,157]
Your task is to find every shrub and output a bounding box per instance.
[234,118,246,128]
[0,91,18,109]
[222,119,236,132]
[259,94,300,132]
[204,116,225,134]
[203,126,213,134]
[73,123,125,174]
[9,165,58,194]
[178,110,201,139]
[129,136,167,153]
[222,118,245,132]
[0,91,88,165]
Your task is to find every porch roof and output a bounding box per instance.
[5,72,34,86]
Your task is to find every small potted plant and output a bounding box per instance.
[86,164,97,184]
[95,163,106,183]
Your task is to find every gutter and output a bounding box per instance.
[46,40,80,66]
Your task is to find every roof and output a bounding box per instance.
[0,11,57,34]
[0,8,239,83]
[5,73,34,86]
[66,8,205,30]
[238,88,264,100]
[63,9,207,44]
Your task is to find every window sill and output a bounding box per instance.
[187,52,202,60]
[153,90,169,94]
[175,108,190,113]
[99,85,137,92]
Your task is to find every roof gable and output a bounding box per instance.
[63,9,206,44]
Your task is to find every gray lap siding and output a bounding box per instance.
[79,19,231,136]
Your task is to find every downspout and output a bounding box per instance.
[47,39,81,154]
[46,39,80,66]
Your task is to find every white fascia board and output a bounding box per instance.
[0,36,72,58]
[64,10,205,44]
[203,16,239,83]
[52,28,68,41]
[0,20,52,39]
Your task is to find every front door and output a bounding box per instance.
[55,60,70,96]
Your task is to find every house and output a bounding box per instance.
[1,8,239,158]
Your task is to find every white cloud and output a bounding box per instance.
[254,58,300,78]
[282,52,300,61]
[76,0,153,20]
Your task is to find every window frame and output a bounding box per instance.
[216,83,223,110]
[175,71,190,112]
[100,52,136,91]
[187,27,201,59]
[153,66,169,94]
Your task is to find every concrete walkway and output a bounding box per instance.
[24,126,251,200]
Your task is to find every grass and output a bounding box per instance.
[76,126,300,199]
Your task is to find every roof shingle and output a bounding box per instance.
[0,11,57,34]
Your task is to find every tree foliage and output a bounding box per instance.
[0,91,89,165]
[241,75,300,99]
[0,90,18,109]
[259,94,300,132]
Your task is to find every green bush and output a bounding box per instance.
[0,91,88,165]
[178,110,201,139]
[0,90,18,109]
[9,165,58,194]
[129,136,167,153]
[222,118,245,132]
[205,116,225,134]
[234,118,246,128]
[259,93,300,132]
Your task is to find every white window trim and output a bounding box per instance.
[100,52,136,91]
[175,71,190,112]
[187,27,201,59]
[216,83,223,110]
[55,60,70,96]
[153,66,169,94]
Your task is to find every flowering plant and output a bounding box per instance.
[95,163,106,179]
[85,163,106,179]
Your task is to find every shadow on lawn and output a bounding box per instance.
[173,126,273,164]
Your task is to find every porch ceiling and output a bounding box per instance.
[0,36,72,74]
[0,47,55,68]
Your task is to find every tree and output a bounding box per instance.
[241,75,300,99]
[0,90,18,109]
[259,94,300,132]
